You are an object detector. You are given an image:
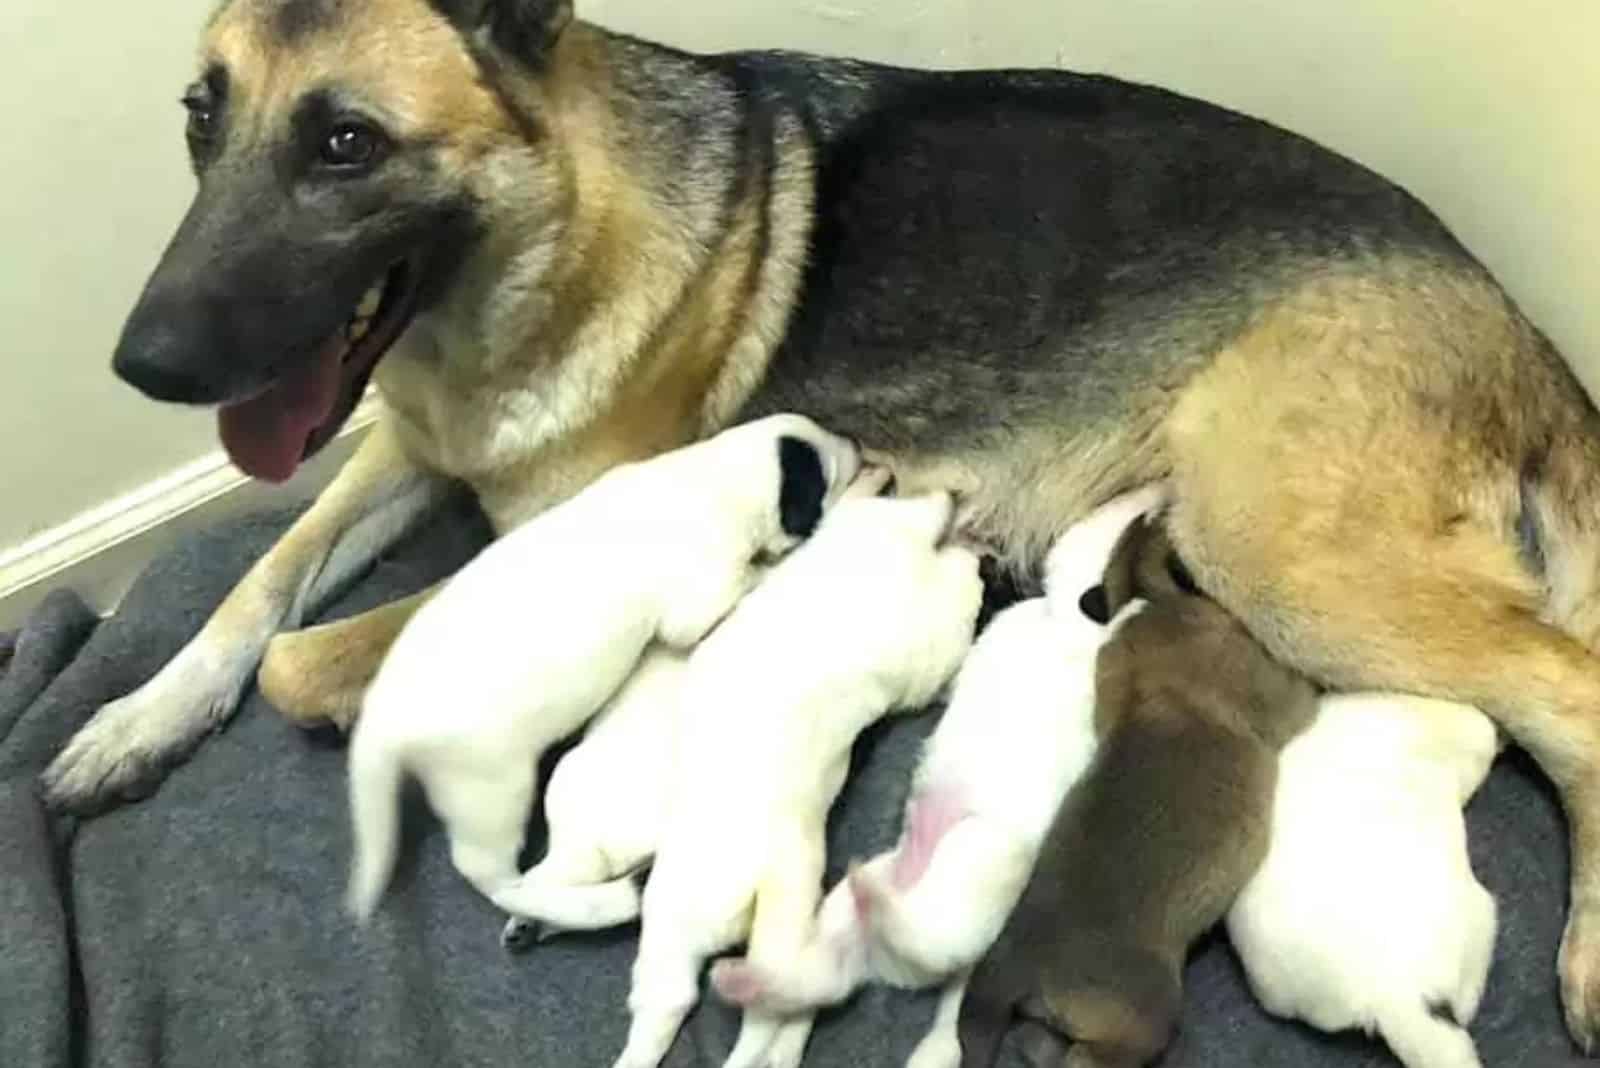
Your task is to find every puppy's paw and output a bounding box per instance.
[39,686,222,815]
[710,958,765,1006]
[1560,905,1600,1053]
[501,917,543,954]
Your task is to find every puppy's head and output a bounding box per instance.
[1083,514,1201,622]
[716,414,860,557]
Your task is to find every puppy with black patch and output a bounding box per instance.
[957,514,1318,1068]
[614,485,984,1068]
[1227,692,1500,1068]
[709,486,1164,1068]
[344,413,859,921]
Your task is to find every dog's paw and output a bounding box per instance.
[501,917,543,953]
[39,683,223,815]
[710,958,764,1006]
[1561,906,1600,1053]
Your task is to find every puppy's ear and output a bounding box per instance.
[1099,517,1148,614]
[1166,552,1202,596]
[1078,585,1112,625]
[427,0,573,65]
[777,436,828,538]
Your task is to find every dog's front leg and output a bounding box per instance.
[258,586,438,730]
[40,420,451,814]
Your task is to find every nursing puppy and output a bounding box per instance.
[345,414,859,920]
[957,515,1318,1068]
[497,645,691,950]
[615,487,983,1068]
[1227,692,1501,1068]
[709,485,1165,1068]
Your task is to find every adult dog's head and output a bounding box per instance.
[114,0,577,481]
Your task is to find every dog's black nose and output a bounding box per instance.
[112,316,220,404]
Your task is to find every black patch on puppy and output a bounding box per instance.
[1079,585,1111,625]
[777,436,828,538]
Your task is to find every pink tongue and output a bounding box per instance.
[218,337,346,483]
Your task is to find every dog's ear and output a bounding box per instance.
[777,436,828,539]
[428,0,574,65]
[1099,517,1148,614]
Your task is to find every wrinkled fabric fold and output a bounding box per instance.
[0,498,1581,1067]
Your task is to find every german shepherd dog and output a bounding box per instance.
[36,0,1600,1050]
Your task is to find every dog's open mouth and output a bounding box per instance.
[218,261,420,483]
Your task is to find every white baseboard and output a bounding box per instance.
[0,396,382,633]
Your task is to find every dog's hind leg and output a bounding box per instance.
[1044,985,1177,1068]
[1375,1003,1482,1068]
[614,923,712,1068]
[1450,886,1498,1027]
[426,763,536,905]
[855,817,1032,983]
[718,838,826,1068]
[496,865,645,947]
[905,972,970,1068]
[40,421,451,813]
[711,860,876,1014]
[1162,270,1600,1051]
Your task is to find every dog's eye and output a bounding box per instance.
[320,122,384,171]
[181,92,219,143]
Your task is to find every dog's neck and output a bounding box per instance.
[379,23,816,530]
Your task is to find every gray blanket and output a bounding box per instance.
[0,497,1583,1067]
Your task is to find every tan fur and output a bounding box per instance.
[259,588,436,730]
[1159,256,1600,1044]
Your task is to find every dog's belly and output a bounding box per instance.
[733,68,1496,566]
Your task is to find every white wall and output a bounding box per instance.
[1,0,218,548]
[4,0,1597,552]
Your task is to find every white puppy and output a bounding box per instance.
[496,645,691,949]
[1226,692,1501,1068]
[711,485,1165,1068]
[612,486,984,1068]
[345,414,859,920]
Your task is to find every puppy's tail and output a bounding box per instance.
[1376,1004,1482,1068]
[345,727,407,924]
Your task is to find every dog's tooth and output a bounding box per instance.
[356,283,384,321]
[348,317,372,343]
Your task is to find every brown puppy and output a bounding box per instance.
[957,516,1317,1068]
